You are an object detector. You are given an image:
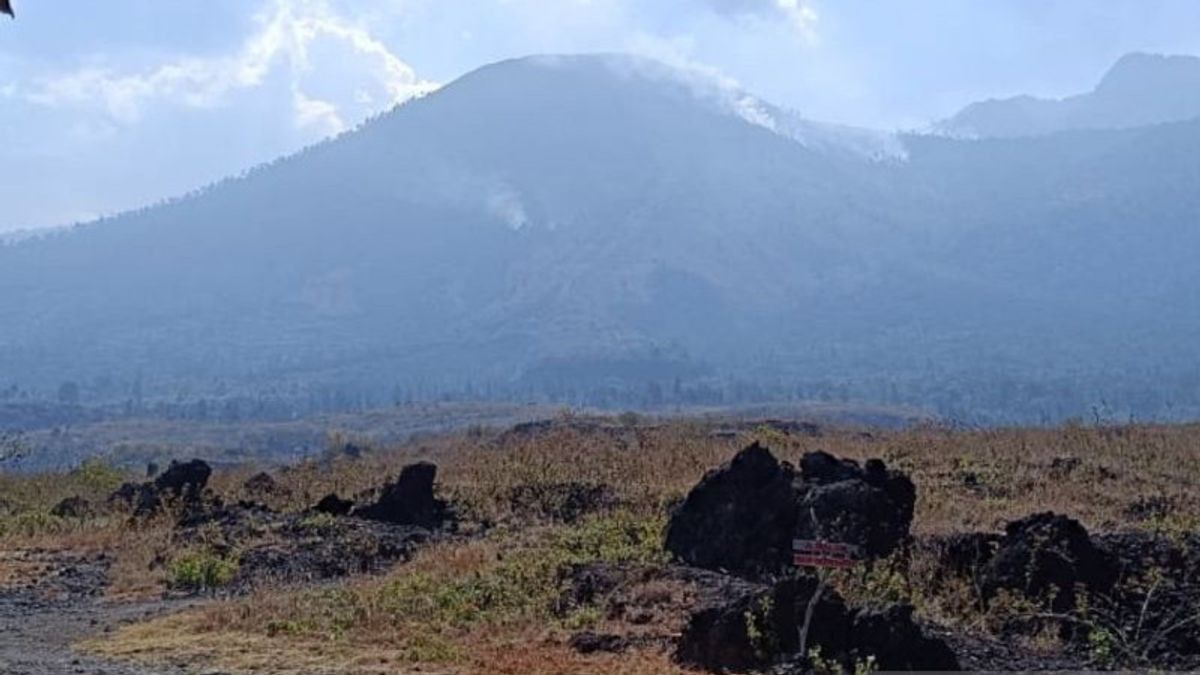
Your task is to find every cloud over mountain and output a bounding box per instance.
[20,0,436,131]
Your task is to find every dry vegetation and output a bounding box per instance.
[5,416,1200,673]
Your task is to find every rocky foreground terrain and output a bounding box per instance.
[2,418,1200,673]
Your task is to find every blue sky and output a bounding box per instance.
[2,0,1199,232]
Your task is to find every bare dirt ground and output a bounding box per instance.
[0,550,191,675]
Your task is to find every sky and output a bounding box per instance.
[1,0,1199,233]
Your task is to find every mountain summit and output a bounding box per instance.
[2,53,1199,422]
[938,52,1200,138]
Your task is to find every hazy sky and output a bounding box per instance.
[2,0,1198,232]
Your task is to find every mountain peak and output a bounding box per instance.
[1095,52,1200,95]
[938,51,1200,138]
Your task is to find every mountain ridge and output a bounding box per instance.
[2,52,1199,423]
[937,52,1200,138]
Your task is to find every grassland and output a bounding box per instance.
[4,416,1200,673]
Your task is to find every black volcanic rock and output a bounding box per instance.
[795,452,915,559]
[849,604,960,671]
[664,443,801,578]
[314,493,354,517]
[665,444,915,579]
[153,459,212,499]
[352,462,450,529]
[980,512,1117,612]
[677,574,957,672]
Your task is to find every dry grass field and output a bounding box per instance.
[4,416,1200,673]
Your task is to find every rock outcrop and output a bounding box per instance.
[352,462,450,529]
[980,512,1117,612]
[665,443,915,579]
[109,458,213,518]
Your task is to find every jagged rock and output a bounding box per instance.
[665,442,802,578]
[980,512,1117,612]
[314,493,354,516]
[108,481,162,517]
[50,496,94,519]
[352,462,450,529]
[665,444,915,579]
[569,632,633,654]
[795,453,916,559]
[677,574,849,672]
[1092,532,1200,662]
[508,481,618,523]
[850,604,960,670]
[108,458,212,518]
[153,459,212,498]
[677,573,957,672]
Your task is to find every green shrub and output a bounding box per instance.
[379,510,667,631]
[169,549,240,592]
[70,458,126,495]
[297,512,338,532]
[0,511,69,539]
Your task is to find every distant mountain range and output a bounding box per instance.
[937,52,1200,137]
[2,52,1199,423]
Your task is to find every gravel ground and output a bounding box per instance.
[0,552,191,675]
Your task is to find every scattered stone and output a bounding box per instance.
[50,496,94,519]
[232,515,430,589]
[314,493,354,516]
[352,462,450,529]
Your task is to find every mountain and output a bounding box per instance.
[2,53,1199,423]
[938,53,1200,138]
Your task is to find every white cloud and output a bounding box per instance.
[700,0,819,43]
[22,0,437,130]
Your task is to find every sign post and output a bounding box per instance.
[793,538,861,657]
[792,539,859,570]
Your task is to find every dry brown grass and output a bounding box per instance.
[280,419,1200,535]
[7,416,1200,673]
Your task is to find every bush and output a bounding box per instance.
[0,511,69,539]
[169,549,240,592]
[71,458,126,495]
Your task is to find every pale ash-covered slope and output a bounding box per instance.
[938,53,1200,138]
[0,55,903,390]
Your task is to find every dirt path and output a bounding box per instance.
[0,551,192,675]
